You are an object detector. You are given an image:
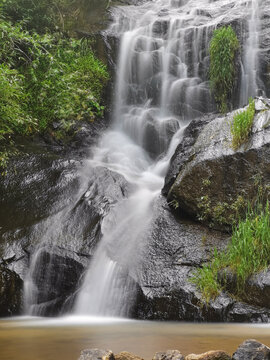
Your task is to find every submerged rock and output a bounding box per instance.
[232,339,270,360]
[165,98,270,231]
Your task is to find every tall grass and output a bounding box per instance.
[231,98,255,150]
[209,26,239,113]
[192,201,270,302]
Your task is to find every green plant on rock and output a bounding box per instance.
[231,98,255,150]
[192,200,270,303]
[209,25,239,113]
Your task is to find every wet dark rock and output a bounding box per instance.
[0,266,23,317]
[29,246,85,316]
[60,166,132,256]
[135,196,230,321]
[218,268,270,311]
[78,349,114,360]
[163,114,217,195]
[133,196,270,322]
[142,115,179,158]
[0,151,80,235]
[227,302,270,323]
[185,351,231,360]
[115,351,144,360]
[245,269,270,309]
[0,133,131,316]
[152,19,170,37]
[165,98,270,231]
[232,339,270,360]
[153,350,184,360]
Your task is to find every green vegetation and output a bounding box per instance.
[192,201,270,302]
[197,178,246,228]
[0,1,109,171]
[209,26,239,113]
[2,0,77,33]
[231,98,255,150]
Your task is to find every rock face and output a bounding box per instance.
[27,246,85,315]
[0,266,23,316]
[185,351,231,360]
[218,268,270,312]
[78,349,114,360]
[153,350,184,360]
[0,128,131,315]
[165,98,270,231]
[133,196,270,322]
[232,339,270,360]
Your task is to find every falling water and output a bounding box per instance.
[74,0,262,316]
[240,0,262,105]
[24,0,263,317]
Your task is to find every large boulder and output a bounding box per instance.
[232,339,270,360]
[133,196,270,322]
[25,246,85,316]
[165,98,270,231]
[0,134,131,316]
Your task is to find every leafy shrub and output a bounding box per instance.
[2,0,69,33]
[0,12,109,170]
[209,26,239,113]
[191,201,270,302]
[0,64,37,139]
[26,38,109,130]
[0,19,109,135]
[231,98,255,150]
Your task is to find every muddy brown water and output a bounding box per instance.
[0,317,270,360]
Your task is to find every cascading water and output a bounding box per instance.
[24,0,263,317]
[240,0,263,106]
[74,0,262,316]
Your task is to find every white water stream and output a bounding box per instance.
[74,0,262,316]
[24,0,263,317]
[240,0,262,105]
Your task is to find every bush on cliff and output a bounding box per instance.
[0,9,109,170]
[209,25,239,113]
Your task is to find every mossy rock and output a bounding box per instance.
[166,98,270,231]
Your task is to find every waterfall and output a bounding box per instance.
[74,0,261,317]
[24,0,263,317]
[240,0,262,106]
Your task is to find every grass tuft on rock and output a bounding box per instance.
[191,201,270,302]
[231,98,255,150]
[209,25,239,113]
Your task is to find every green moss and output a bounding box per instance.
[209,26,239,113]
[231,98,255,150]
[197,177,247,227]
